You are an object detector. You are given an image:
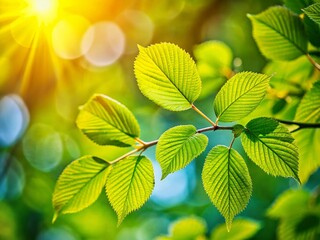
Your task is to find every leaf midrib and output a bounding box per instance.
[120,157,142,220]
[218,76,268,119]
[62,163,109,212]
[164,133,202,174]
[245,129,299,179]
[253,12,306,54]
[83,109,137,140]
[143,48,192,105]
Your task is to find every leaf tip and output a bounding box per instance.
[161,172,169,180]
[226,219,232,232]
[137,44,145,52]
[247,13,253,19]
[52,212,59,224]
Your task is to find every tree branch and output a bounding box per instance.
[275,119,320,132]
[109,124,234,164]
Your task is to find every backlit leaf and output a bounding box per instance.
[134,43,201,111]
[295,81,320,123]
[241,118,299,181]
[52,156,111,222]
[214,72,270,122]
[278,213,320,240]
[294,129,320,184]
[248,6,308,60]
[303,3,320,25]
[76,94,140,147]
[194,41,232,99]
[294,81,320,183]
[106,156,154,225]
[170,216,207,240]
[267,189,310,218]
[202,146,252,231]
[211,218,261,240]
[194,41,233,71]
[156,125,208,179]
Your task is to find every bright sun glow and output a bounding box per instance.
[28,0,58,22]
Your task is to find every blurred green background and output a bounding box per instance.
[0,0,319,239]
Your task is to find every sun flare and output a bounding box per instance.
[27,0,59,23]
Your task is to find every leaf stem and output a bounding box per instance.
[275,119,320,132]
[109,148,142,164]
[229,137,235,149]
[191,104,217,126]
[306,53,320,71]
[135,137,146,146]
[110,125,234,165]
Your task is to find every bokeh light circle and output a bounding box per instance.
[81,21,125,67]
[23,124,63,172]
[117,10,154,54]
[52,15,91,59]
[0,94,29,147]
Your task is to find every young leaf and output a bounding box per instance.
[134,43,201,111]
[52,156,111,222]
[248,6,308,61]
[295,81,320,123]
[202,145,252,231]
[214,72,270,122]
[303,3,320,25]
[294,81,320,183]
[267,189,310,219]
[278,213,320,240]
[156,125,208,179]
[211,218,261,240]
[106,156,154,225]
[241,118,300,181]
[194,40,233,70]
[294,129,320,184]
[194,41,232,99]
[169,216,207,240]
[76,94,140,147]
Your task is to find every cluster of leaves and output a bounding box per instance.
[156,216,260,240]
[52,42,301,230]
[52,0,320,231]
[248,0,320,183]
[267,187,320,239]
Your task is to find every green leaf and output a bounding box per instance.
[284,0,314,14]
[170,216,207,240]
[194,41,232,99]
[248,6,308,60]
[294,129,320,183]
[263,57,314,92]
[295,81,320,123]
[278,213,320,240]
[211,218,261,240]
[202,146,252,231]
[214,72,270,122]
[134,43,201,111]
[156,125,208,179]
[194,40,233,70]
[52,156,111,222]
[294,81,320,183]
[76,94,140,147]
[304,15,320,48]
[267,189,310,218]
[106,156,154,225]
[303,3,320,25]
[241,117,300,181]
